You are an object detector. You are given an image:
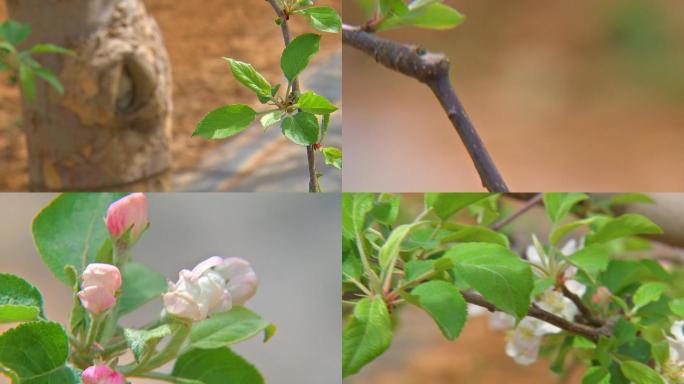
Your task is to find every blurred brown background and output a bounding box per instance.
[343,0,684,191]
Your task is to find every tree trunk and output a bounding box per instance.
[6,0,173,191]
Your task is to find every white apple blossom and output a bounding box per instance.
[663,321,684,383]
[163,256,258,321]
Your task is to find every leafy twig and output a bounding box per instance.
[490,193,544,230]
[341,25,508,192]
[266,0,320,192]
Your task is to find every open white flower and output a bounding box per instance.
[163,256,258,321]
[505,318,543,365]
[526,238,587,298]
[663,321,684,383]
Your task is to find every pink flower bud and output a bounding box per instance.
[78,263,121,314]
[105,193,148,240]
[78,286,116,314]
[82,365,125,384]
[82,263,122,292]
[592,286,612,306]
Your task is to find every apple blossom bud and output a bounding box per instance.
[78,263,121,314]
[592,286,612,306]
[214,257,258,305]
[163,257,257,321]
[82,364,125,384]
[105,193,148,241]
[82,263,122,292]
[78,286,117,314]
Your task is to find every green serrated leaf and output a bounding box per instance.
[378,3,465,31]
[342,297,393,377]
[189,307,270,349]
[583,366,611,384]
[224,58,272,100]
[568,244,610,277]
[0,274,43,323]
[260,111,282,129]
[193,104,256,139]
[280,33,321,81]
[32,193,124,284]
[425,193,489,221]
[619,360,664,384]
[281,112,319,146]
[411,281,466,340]
[441,223,509,247]
[293,6,342,33]
[543,193,589,224]
[587,214,662,245]
[124,325,172,362]
[0,20,31,46]
[117,262,167,316]
[632,282,667,310]
[379,221,425,270]
[0,321,79,383]
[444,242,533,319]
[321,146,342,169]
[297,91,338,115]
[173,347,264,384]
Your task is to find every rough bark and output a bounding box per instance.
[6,0,173,191]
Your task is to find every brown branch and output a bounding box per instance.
[561,285,603,327]
[490,193,544,230]
[461,290,613,342]
[266,0,320,192]
[342,25,508,192]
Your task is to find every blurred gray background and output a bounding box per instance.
[0,193,341,383]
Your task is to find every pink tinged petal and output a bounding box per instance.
[565,279,586,298]
[214,257,255,281]
[105,193,148,240]
[82,365,125,384]
[190,256,225,280]
[227,274,258,305]
[163,291,203,321]
[82,263,122,292]
[78,286,116,314]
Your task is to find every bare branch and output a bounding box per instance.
[342,25,508,192]
[490,193,544,230]
[266,0,319,192]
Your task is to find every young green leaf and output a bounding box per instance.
[0,321,80,383]
[440,223,510,247]
[280,33,321,82]
[30,44,74,56]
[371,194,400,226]
[619,360,664,384]
[670,298,684,318]
[34,67,64,94]
[342,297,393,377]
[411,280,467,340]
[568,244,610,277]
[293,6,342,33]
[0,20,31,46]
[173,347,264,384]
[0,273,44,323]
[550,217,597,245]
[297,91,338,114]
[582,366,611,384]
[260,111,282,129]
[124,325,172,363]
[377,3,465,31]
[193,104,256,139]
[632,282,667,310]
[379,221,425,270]
[321,146,342,169]
[543,193,589,224]
[425,193,489,220]
[32,193,123,284]
[380,0,409,17]
[444,242,533,320]
[19,64,36,102]
[224,58,272,100]
[587,214,662,245]
[281,112,320,145]
[189,307,271,349]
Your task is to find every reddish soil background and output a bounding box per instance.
[0,0,340,190]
